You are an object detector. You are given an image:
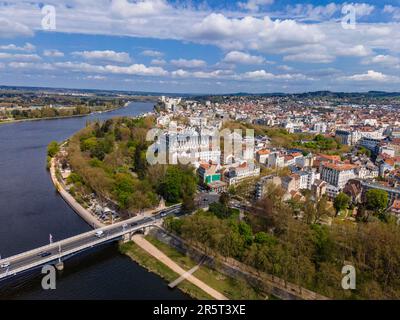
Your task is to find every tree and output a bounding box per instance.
[47,141,59,157]
[254,232,276,245]
[333,192,350,216]
[315,195,334,223]
[182,193,196,213]
[365,189,388,215]
[219,192,230,207]
[238,221,253,246]
[158,165,197,204]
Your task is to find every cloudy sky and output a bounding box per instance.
[0,0,400,94]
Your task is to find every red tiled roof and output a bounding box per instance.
[323,162,357,171]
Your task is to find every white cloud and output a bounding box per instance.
[150,58,166,66]
[362,55,400,66]
[223,51,265,65]
[8,62,54,70]
[141,50,164,57]
[43,49,65,57]
[283,2,374,21]
[342,70,398,82]
[170,58,207,69]
[335,45,371,57]
[171,67,309,82]
[110,0,170,18]
[352,3,375,17]
[383,5,400,20]
[0,18,33,38]
[0,53,41,61]
[172,68,234,79]
[239,69,309,81]
[55,61,168,77]
[238,0,274,12]
[0,43,35,51]
[284,52,335,64]
[171,69,190,78]
[241,69,275,80]
[285,3,339,21]
[104,63,168,76]
[72,50,131,63]
[85,75,107,80]
[277,65,293,71]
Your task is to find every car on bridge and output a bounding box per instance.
[38,251,52,258]
[95,230,104,238]
[1,262,10,269]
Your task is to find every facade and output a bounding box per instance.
[282,174,300,193]
[256,149,270,164]
[223,162,260,185]
[268,152,285,168]
[358,136,382,152]
[311,179,327,199]
[326,184,341,199]
[255,175,282,200]
[198,162,220,184]
[320,162,357,189]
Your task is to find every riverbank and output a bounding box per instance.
[120,237,217,300]
[49,157,105,228]
[0,103,128,125]
[120,233,266,300]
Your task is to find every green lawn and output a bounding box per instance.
[145,235,267,300]
[119,241,213,300]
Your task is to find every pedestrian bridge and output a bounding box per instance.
[0,206,180,281]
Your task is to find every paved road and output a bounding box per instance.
[0,205,181,280]
[196,192,220,208]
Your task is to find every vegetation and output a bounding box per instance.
[119,241,213,300]
[47,141,59,158]
[165,183,400,299]
[144,235,265,300]
[222,121,350,154]
[46,141,59,170]
[365,189,389,215]
[66,117,197,215]
[333,192,351,216]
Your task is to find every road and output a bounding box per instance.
[0,205,181,280]
[196,192,220,208]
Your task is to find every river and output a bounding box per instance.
[0,102,188,300]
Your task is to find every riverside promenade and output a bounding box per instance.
[50,158,105,228]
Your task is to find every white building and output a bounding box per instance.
[268,152,285,168]
[320,162,357,189]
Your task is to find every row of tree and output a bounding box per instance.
[165,185,400,299]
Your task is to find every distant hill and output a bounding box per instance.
[1,85,399,99]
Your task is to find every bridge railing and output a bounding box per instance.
[0,222,156,279]
[0,215,154,264]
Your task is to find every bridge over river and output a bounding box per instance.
[0,205,181,281]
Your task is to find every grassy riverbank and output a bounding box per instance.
[119,240,213,300]
[0,104,126,125]
[119,235,266,300]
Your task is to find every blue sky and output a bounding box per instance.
[0,0,400,94]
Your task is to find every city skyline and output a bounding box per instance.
[0,0,400,94]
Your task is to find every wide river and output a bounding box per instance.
[0,102,188,299]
